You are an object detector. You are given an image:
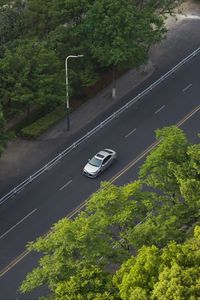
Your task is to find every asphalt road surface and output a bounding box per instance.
[0,48,200,299]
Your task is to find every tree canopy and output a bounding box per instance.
[83,0,166,68]
[19,126,200,299]
[0,0,183,153]
[114,225,200,300]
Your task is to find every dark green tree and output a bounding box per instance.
[0,106,10,155]
[0,1,25,46]
[133,0,183,14]
[84,0,166,68]
[0,39,65,116]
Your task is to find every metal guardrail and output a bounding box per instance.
[1,47,200,204]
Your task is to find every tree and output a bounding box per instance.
[0,0,183,121]
[151,263,200,300]
[113,245,161,300]
[83,0,167,97]
[19,212,118,298]
[151,226,200,299]
[19,182,151,297]
[0,1,25,46]
[22,0,92,38]
[84,0,166,68]
[0,106,10,155]
[22,0,57,38]
[19,127,200,298]
[52,265,114,300]
[132,127,199,249]
[114,226,200,300]
[133,0,183,14]
[139,126,190,198]
[167,142,200,209]
[0,39,65,116]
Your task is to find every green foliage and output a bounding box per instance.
[83,0,166,68]
[169,143,200,209]
[22,0,57,38]
[20,106,66,138]
[139,126,190,196]
[113,245,161,300]
[20,213,117,298]
[0,1,25,45]
[114,225,200,300]
[19,126,200,298]
[136,0,183,14]
[54,265,114,300]
[0,39,65,116]
[0,0,182,139]
[0,105,12,155]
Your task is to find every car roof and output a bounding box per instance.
[95,149,111,160]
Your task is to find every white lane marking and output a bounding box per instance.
[155,105,165,114]
[182,83,192,92]
[59,179,72,191]
[125,128,136,138]
[0,209,37,240]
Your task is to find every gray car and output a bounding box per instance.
[83,148,117,178]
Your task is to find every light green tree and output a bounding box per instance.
[177,144,200,208]
[139,126,190,198]
[19,181,151,297]
[113,245,161,300]
[151,226,200,299]
[19,212,118,298]
[114,226,200,300]
[19,127,200,298]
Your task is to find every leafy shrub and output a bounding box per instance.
[21,106,66,139]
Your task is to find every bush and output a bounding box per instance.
[21,106,66,139]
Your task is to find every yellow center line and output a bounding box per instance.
[0,103,200,278]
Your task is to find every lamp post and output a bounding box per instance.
[65,55,84,130]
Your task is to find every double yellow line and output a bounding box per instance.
[1,104,200,278]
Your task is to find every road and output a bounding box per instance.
[0,52,200,299]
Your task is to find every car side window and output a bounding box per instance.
[102,155,111,165]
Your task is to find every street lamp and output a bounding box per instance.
[65,55,84,130]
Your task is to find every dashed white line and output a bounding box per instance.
[182,83,192,92]
[0,209,37,240]
[59,179,72,191]
[155,105,165,114]
[125,128,136,138]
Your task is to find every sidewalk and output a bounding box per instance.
[0,0,200,196]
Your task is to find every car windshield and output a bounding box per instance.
[89,156,102,167]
